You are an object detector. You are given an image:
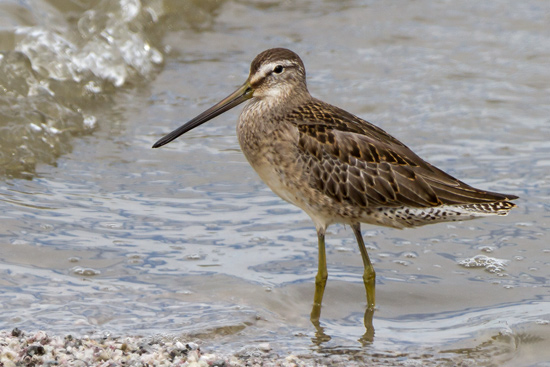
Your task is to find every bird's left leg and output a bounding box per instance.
[310,225,327,321]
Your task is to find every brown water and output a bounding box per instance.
[1,0,549,365]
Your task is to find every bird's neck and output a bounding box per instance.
[248,88,311,115]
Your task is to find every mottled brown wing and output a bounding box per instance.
[290,100,517,209]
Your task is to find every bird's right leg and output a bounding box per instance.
[352,222,376,311]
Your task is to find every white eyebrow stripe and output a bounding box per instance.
[250,60,296,85]
[258,60,294,77]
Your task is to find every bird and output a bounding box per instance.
[152,48,518,320]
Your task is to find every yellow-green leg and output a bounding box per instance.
[310,226,327,321]
[351,223,376,310]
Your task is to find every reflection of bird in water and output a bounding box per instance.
[153,48,518,334]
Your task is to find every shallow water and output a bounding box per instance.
[1,0,549,365]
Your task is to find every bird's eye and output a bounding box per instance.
[273,65,284,74]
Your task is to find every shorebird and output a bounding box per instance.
[153,48,517,319]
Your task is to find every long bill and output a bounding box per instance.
[152,82,253,148]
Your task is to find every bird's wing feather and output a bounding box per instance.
[289,100,516,209]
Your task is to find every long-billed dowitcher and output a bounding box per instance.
[153,48,518,319]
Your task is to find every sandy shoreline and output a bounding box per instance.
[0,328,378,367]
